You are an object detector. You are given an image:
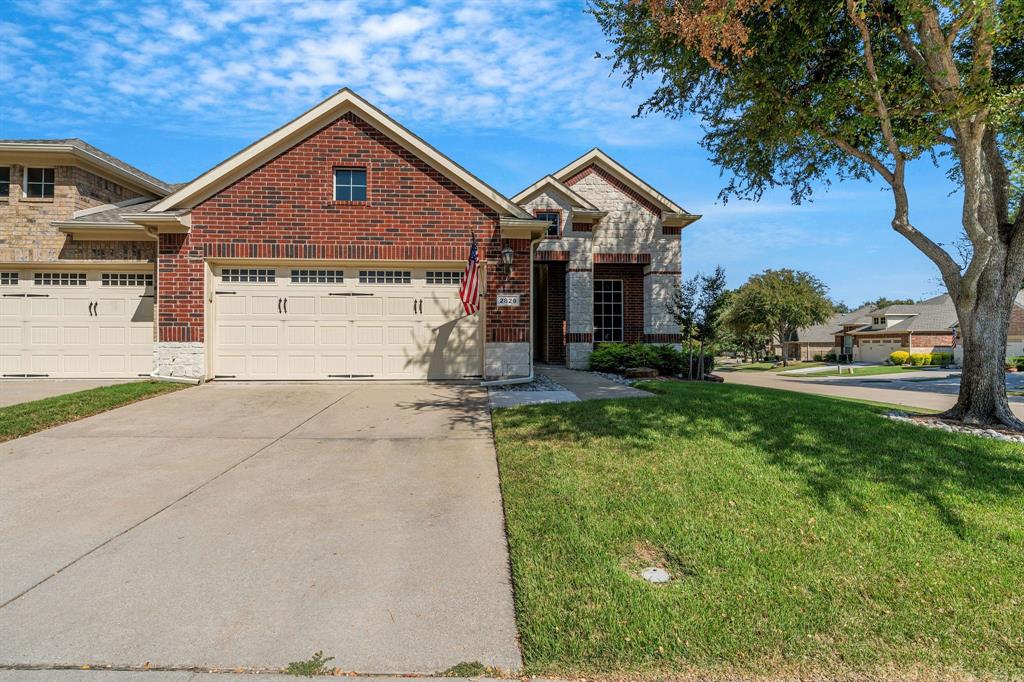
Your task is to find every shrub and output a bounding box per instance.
[931,352,953,366]
[1010,355,1024,371]
[812,353,824,362]
[589,343,693,376]
[824,351,838,362]
[909,353,931,366]
[889,350,910,366]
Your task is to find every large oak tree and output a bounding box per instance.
[593,0,1024,428]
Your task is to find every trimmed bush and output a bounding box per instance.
[889,350,910,366]
[931,352,953,366]
[1010,355,1024,371]
[589,342,704,377]
[909,353,932,366]
[824,351,838,362]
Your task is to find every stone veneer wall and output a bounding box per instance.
[0,163,153,262]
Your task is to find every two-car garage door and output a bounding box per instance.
[212,265,480,380]
[1,269,154,378]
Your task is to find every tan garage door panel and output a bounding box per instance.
[0,269,154,378]
[858,339,902,363]
[212,265,481,380]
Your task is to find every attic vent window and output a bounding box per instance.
[334,168,367,202]
[536,210,560,238]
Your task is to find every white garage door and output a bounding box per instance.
[0,269,154,378]
[857,338,902,363]
[212,265,481,380]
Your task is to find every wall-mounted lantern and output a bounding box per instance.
[501,245,515,273]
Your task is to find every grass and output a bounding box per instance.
[0,380,186,442]
[797,365,936,378]
[492,382,1024,680]
[730,361,826,373]
[283,651,335,676]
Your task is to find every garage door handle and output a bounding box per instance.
[283,298,288,314]
[277,297,282,314]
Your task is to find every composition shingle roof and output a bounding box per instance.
[0,138,172,193]
[61,199,163,224]
[851,294,958,334]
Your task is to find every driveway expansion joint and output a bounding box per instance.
[0,389,357,610]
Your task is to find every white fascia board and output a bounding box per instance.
[151,88,531,219]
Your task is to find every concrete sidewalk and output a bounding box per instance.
[723,369,1024,418]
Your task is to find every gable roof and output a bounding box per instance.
[851,294,958,334]
[511,175,601,210]
[551,148,696,221]
[0,138,172,196]
[150,88,531,219]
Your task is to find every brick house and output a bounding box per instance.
[835,294,958,363]
[952,291,1024,364]
[1,89,698,381]
[0,139,171,377]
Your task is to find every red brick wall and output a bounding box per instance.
[546,263,566,363]
[1010,306,1024,336]
[594,263,644,343]
[911,333,955,350]
[158,111,529,343]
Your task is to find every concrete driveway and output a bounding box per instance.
[0,382,520,674]
[0,379,135,408]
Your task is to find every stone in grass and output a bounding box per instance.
[641,566,671,583]
[624,367,658,379]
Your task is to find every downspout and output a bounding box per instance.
[481,235,542,387]
[142,225,201,385]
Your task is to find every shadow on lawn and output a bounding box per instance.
[496,382,1024,536]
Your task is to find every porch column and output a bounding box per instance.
[565,267,593,369]
[643,267,682,345]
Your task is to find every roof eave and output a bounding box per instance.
[0,143,170,197]
[151,88,531,220]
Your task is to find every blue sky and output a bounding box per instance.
[1,0,964,307]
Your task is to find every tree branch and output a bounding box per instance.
[816,128,895,184]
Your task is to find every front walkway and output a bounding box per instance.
[488,365,652,408]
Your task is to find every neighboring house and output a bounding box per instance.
[952,291,1024,364]
[0,89,699,382]
[512,152,698,368]
[836,294,958,363]
[781,306,873,361]
[0,139,172,377]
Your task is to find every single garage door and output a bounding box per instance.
[857,338,902,363]
[212,265,481,380]
[0,269,154,378]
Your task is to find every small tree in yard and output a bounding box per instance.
[726,269,833,366]
[592,0,1024,427]
[668,274,700,378]
[694,266,728,379]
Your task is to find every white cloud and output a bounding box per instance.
[0,0,691,148]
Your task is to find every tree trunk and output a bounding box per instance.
[944,278,1023,429]
[698,339,705,380]
[687,336,694,380]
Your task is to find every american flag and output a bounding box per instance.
[459,239,480,315]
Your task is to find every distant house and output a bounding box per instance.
[782,306,873,361]
[952,291,1024,364]
[837,294,957,363]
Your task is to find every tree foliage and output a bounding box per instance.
[725,269,833,365]
[593,0,1024,426]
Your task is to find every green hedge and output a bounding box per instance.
[589,342,709,377]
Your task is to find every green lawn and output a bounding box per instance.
[797,365,936,378]
[731,361,826,372]
[0,381,186,442]
[492,382,1024,680]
